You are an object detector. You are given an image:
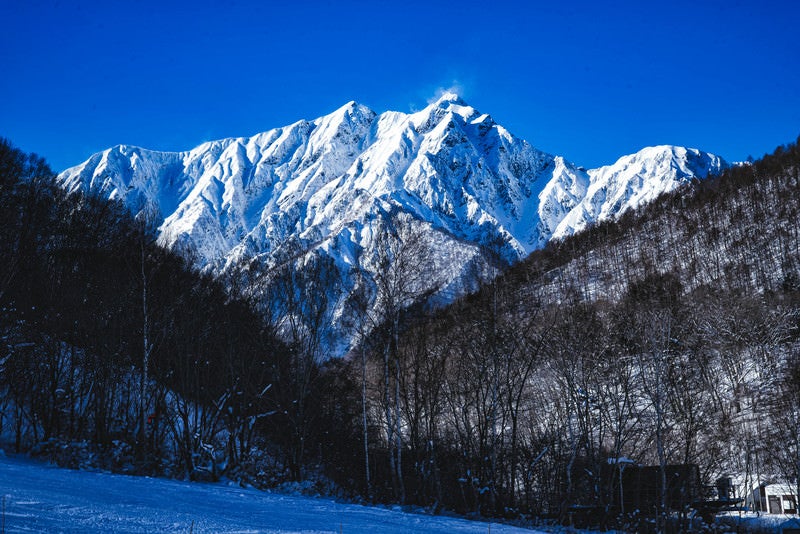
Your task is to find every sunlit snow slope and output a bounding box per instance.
[552,145,727,239]
[0,454,539,533]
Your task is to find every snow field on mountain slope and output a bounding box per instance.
[0,454,543,534]
[57,96,728,278]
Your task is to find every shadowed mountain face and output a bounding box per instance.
[57,94,727,355]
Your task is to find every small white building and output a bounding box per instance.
[746,482,798,515]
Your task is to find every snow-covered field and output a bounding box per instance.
[717,510,800,532]
[0,454,542,533]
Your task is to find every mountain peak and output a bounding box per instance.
[633,144,690,159]
[431,91,466,107]
[414,92,481,129]
[325,100,374,121]
[598,145,726,176]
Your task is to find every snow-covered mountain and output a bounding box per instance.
[57,94,728,354]
[551,145,728,239]
[58,94,581,268]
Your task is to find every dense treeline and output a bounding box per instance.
[0,139,319,485]
[318,137,800,529]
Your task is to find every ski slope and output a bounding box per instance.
[0,454,542,533]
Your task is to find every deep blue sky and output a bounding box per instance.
[2,0,798,172]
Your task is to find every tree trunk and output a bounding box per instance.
[362,343,371,497]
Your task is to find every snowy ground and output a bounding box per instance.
[717,510,800,531]
[0,453,544,533]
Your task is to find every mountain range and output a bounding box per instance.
[57,93,728,354]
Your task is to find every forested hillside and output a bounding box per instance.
[0,139,337,485]
[334,137,800,526]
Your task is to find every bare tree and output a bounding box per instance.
[364,213,435,503]
[343,268,375,496]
